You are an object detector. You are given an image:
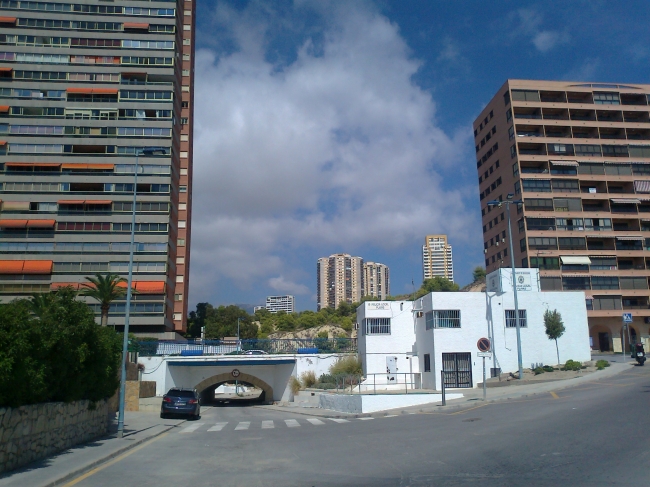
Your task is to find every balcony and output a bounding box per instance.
[623,111,650,123]
[620,93,648,106]
[540,91,567,103]
[599,127,626,140]
[626,128,650,140]
[567,92,594,104]
[570,109,597,121]
[543,108,570,120]
[545,126,572,138]
[514,107,542,120]
[597,110,624,123]
[518,143,547,156]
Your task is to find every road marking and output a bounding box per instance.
[284,419,300,428]
[207,422,228,432]
[358,417,374,420]
[261,420,274,429]
[235,421,250,430]
[306,418,325,425]
[62,432,169,486]
[180,422,205,433]
[384,415,398,418]
[329,418,350,423]
[550,391,559,399]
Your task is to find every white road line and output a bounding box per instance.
[329,418,350,423]
[180,422,205,433]
[306,418,325,425]
[383,415,398,418]
[357,417,374,420]
[261,420,274,429]
[234,421,250,431]
[207,422,228,432]
[284,419,300,428]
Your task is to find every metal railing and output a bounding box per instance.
[322,373,422,395]
[136,337,357,357]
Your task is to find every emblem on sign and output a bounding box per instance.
[231,369,240,378]
[477,337,491,352]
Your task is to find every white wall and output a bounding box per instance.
[357,301,419,383]
[415,289,590,390]
[138,353,349,401]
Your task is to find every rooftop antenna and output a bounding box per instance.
[411,278,416,302]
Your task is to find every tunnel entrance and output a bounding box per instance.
[194,372,274,405]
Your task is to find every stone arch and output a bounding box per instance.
[194,372,274,404]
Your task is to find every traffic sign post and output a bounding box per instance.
[477,338,491,401]
[622,314,632,360]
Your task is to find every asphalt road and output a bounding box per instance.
[66,364,649,487]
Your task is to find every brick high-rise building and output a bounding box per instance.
[0,0,195,337]
[317,253,363,310]
[363,261,389,300]
[475,79,650,353]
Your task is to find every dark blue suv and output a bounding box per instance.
[160,388,200,420]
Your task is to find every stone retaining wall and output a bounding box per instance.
[139,381,156,398]
[0,399,111,474]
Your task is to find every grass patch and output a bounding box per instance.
[289,376,302,395]
[596,359,610,370]
[300,370,317,388]
[329,355,363,376]
[562,359,582,371]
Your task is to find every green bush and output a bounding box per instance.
[318,373,335,384]
[329,355,363,376]
[543,365,555,372]
[0,289,122,408]
[533,367,545,375]
[300,370,317,388]
[313,382,337,390]
[596,359,610,370]
[562,359,582,371]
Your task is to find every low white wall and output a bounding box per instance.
[318,392,464,413]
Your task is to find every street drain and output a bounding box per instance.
[462,418,481,422]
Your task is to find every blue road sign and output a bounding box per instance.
[622,313,633,323]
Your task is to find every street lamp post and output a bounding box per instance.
[488,195,524,380]
[117,148,162,439]
[237,317,241,352]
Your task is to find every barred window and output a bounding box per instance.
[364,318,390,335]
[505,309,527,328]
[425,310,461,329]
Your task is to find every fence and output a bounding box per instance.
[319,373,422,395]
[136,337,357,357]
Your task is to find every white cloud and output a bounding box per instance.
[188,2,477,305]
[562,58,601,81]
[268,276,310,295]
[511,8,570,53]
[532,30,570,53]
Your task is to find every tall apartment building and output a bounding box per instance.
[0,0,195,336]
[475,79,650,353]
[422,235,453,281]
[265,295,294,314]
[317,253,363,310]
[363,261,389,300]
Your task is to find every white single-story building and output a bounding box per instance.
[357,268,591,390]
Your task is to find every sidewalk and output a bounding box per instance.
[259,360,634,418]
[0,412,187,487]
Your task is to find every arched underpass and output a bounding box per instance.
[195,372,274,406]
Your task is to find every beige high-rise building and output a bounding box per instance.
[423,235,453,281]
[363,261,390,300]
[475,79,650,353]
[316,253,363,310]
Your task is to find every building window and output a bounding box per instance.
[425,310,461,329]
[173,313,182,320]
[593,92,620,105]
[176,275,184,283]
[510,145,516,158]
[177,239,185,246]
[508,126,515,140]
[179,185,187,192]
[424,354,431,372]
[504,91,511,106]
[505,309,527,328]
[174,294,183,301]
[364,318,391,335]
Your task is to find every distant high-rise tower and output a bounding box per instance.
[423,235,454,281]
[363,262,390,300]
[317,253,363,310]
[265,295,295,313]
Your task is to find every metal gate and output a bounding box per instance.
[442,353,472,388]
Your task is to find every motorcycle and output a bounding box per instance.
[633,343,646,366]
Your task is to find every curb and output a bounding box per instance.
[41,420,186,487]
[261,361,633,418]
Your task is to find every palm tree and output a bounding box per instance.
[28,292,57,319]
[80,273,130,326]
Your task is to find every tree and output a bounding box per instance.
[187,302,211,338]
[80,273,129,326]
[422,277,460,293]
[203,305,257,339]
[544,309,565,364]
[28,292,58,318]
[472,266,486,282]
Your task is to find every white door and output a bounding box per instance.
[386,356,397,382]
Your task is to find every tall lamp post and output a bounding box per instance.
[117,147,163,439]
[488,194,524,379]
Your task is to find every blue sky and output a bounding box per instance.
[187,0,650,311]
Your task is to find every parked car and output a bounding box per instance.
[244,350,268,355]
[160,388,200,420]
